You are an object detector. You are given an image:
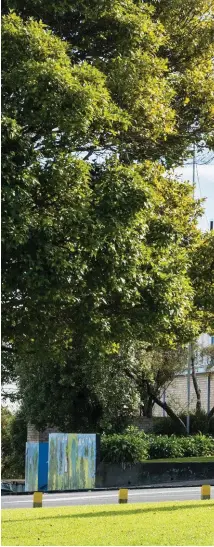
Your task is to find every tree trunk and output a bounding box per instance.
[146,382,187,434]
[191,356,201,413]
[142,395,154,418]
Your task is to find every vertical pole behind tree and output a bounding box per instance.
[187,343,192,434]
[187,146,196,434]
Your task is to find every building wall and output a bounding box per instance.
[153,372,214,417]
[27,424,58,442]
[195,333,213,372]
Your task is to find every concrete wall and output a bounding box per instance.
[96,461,214,488]
[153,372,214,417]
[131,417,155,432]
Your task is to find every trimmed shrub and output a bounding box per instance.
[100,431,214,463]
[101,429,148,463]
[180,434,214,457]
[148,435,185,459]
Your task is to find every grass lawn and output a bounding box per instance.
[2,500,214,546]
[142,456,214,463]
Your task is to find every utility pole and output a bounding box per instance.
[187,145,196,434]
[186,344,192,434]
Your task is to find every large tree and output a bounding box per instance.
[2,6,213,430]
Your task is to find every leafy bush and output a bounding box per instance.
[101,428,149,463]
[180,434,214,457]
[100,431,214,463]
[148,435,185,459]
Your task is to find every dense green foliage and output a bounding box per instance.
[148,434,214,459]
[191,231,214,331]
[1,1,214,430]
[101,428,149,463]
[154,412,214,436]
[1,407,26,478]
[100,429,214,463]
[2,13,204,430]
[3,0,214,164]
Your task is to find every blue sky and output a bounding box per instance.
[175,163,214,232]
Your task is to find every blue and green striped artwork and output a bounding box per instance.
[48,433,96,490]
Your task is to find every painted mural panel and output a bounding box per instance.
[38,443,49,491]
[48,433,96,490]
[25,442,39,492]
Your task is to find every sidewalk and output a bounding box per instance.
[126,478,214,489]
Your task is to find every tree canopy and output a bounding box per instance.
[190,231,214,332]
[1,3,214,430]
[2,0,214,163]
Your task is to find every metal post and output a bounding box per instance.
[33,491,43,508]
[186,343,192,434]
[186,146,196,434]
[207,373,211,414]
[163,389,166,417]
[118,489,128,504]
[201,485,211,500]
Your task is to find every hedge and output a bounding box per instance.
[101,429,148,463]
[100,428,214,463]
[148,434,214,459]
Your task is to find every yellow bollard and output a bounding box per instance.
[118,488,128,504]
[201,485,211,500]
[33,491,43,508]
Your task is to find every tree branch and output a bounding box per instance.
[124,366,141,386]
[146,381,187,434]
[191,356,201,413]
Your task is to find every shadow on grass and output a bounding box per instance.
[3,501,214,524]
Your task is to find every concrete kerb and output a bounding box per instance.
[3,479,214,495]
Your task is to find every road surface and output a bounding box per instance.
[2,486,213,509]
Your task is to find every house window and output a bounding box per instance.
[211,336,214,345]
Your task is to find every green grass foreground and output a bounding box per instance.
[2,500,214,546]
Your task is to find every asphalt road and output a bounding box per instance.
[2,486,213,509]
